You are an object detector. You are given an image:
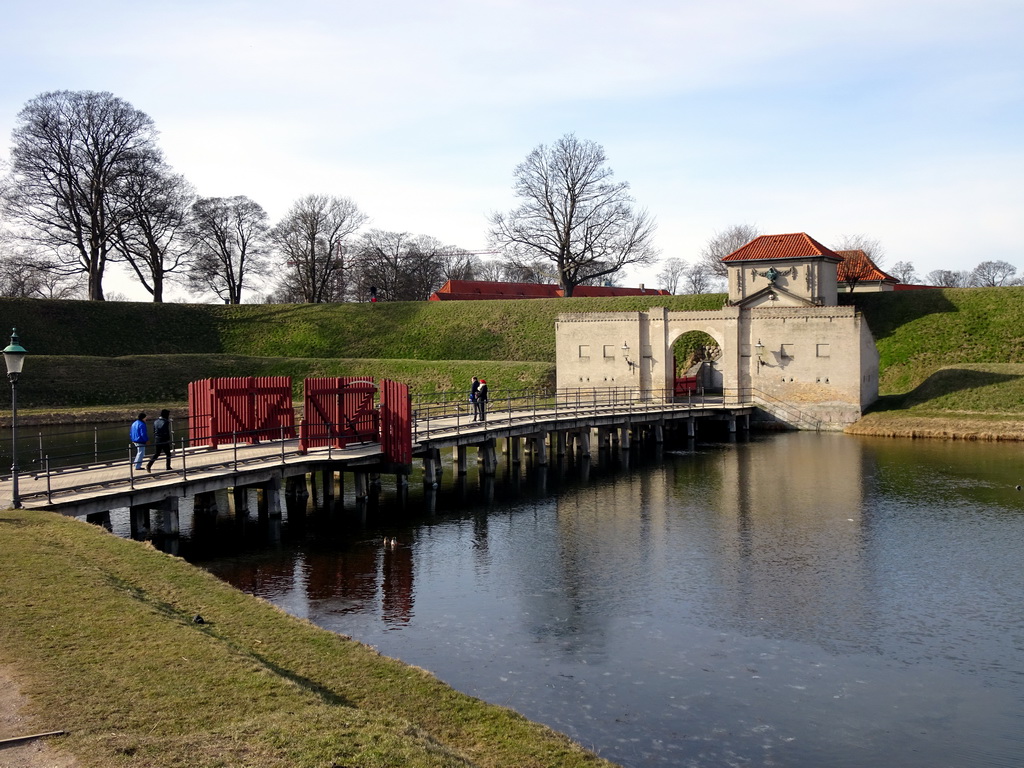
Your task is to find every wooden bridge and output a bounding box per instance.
[0,387,768,534]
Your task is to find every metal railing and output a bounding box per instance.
[3,386,823,502]
[411,386,728,441]
[10,420,361,503]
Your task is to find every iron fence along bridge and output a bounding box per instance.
[1,386,815,507]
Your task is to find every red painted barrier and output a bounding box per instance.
[299,377,380,452]
[674,376,698,396]
[379,379,412,465]
[188,376,295,447]
[189,375,413,465]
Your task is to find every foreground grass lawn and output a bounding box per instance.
[0,510,617,768]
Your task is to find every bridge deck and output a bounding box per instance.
[2,400,751,514]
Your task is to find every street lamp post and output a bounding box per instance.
[3,328,27,509]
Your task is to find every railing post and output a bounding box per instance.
[45,456,51,502]
[181,437,188,480]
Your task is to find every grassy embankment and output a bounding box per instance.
[848,287,1024,439]
[2,288,1022,437]
[2,287,1023,432]
[0,509,617,768]
[0,294,722,416]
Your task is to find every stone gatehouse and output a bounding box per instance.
[555,233,880,429]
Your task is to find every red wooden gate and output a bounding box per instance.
[299,377,380,452]
[379,379,412,465]
[188,376,295,447]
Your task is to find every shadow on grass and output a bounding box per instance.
[843,289,959,340]
[868,368,1022,413]
[250,651,353,708]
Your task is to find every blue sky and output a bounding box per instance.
[2,0,1022,299]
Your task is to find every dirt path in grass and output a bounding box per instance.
[0,665,78,768]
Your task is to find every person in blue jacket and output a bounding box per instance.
[129,412,148,470]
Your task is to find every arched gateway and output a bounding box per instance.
[555,233,881,429]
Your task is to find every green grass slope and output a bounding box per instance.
[0,294,724,361]
[853,286,1024,394]
[0,509,617,768]
[15,355,554,408]
[3,288,1023,417]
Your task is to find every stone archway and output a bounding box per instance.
[671,330,722,394]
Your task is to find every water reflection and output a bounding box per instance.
[184,432,1023,768]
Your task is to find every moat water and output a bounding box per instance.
[115,431,1023,767]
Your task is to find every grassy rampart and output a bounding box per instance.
[2,288,1024,432]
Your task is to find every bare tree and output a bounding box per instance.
[926,269,971,287]
[348,231,476,301]
[655,258,687,294]
[111,160,195,302]
[833,234,885,267]
[428,240,476,283]
[270,194,367,303]
[682,262,719,294]
[0,248,83,298]
[969,260,1018,287]
[890,260,918,284]
[698,224,761,280]
[472,258,504,282]
[185,196,269,304]
[489,133,658,296]
[4,90,161,300]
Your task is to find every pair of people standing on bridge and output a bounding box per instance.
[470,377,488,422]
[129,409,173,472]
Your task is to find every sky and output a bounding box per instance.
[2,0,1022,300]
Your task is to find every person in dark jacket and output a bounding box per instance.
[129,413,148,470]
[146,409,173,472]
[477,379,488,422]
[470,376,481,421]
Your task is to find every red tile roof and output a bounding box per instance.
[834,250,898,284]
[721,232,843,263]
[428,279,670,301]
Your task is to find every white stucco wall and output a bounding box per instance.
[556,305,879,428]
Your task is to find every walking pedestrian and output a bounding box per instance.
[146,409,173,472]
[470,376,481,421]
[477,379,488,422]
[129,412,148,471]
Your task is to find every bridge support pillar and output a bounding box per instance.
[654,422,664,443]
[423,448,442,486]
[354,472,369,500]
[728,417,737,433]
[555,431,566,458]
[620,424,631,450]
[455,445,468,475]
[311,469,335,506]
[509,436,522,464]
[578,429,592,458]
[535,432,548,466]
[285,476,309,499]
[154,497,180,536]
[260,476,283,518]
[129,505,150,539]
[233,485,257,518]
[687,418,696,438]
[479,439,498,476]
